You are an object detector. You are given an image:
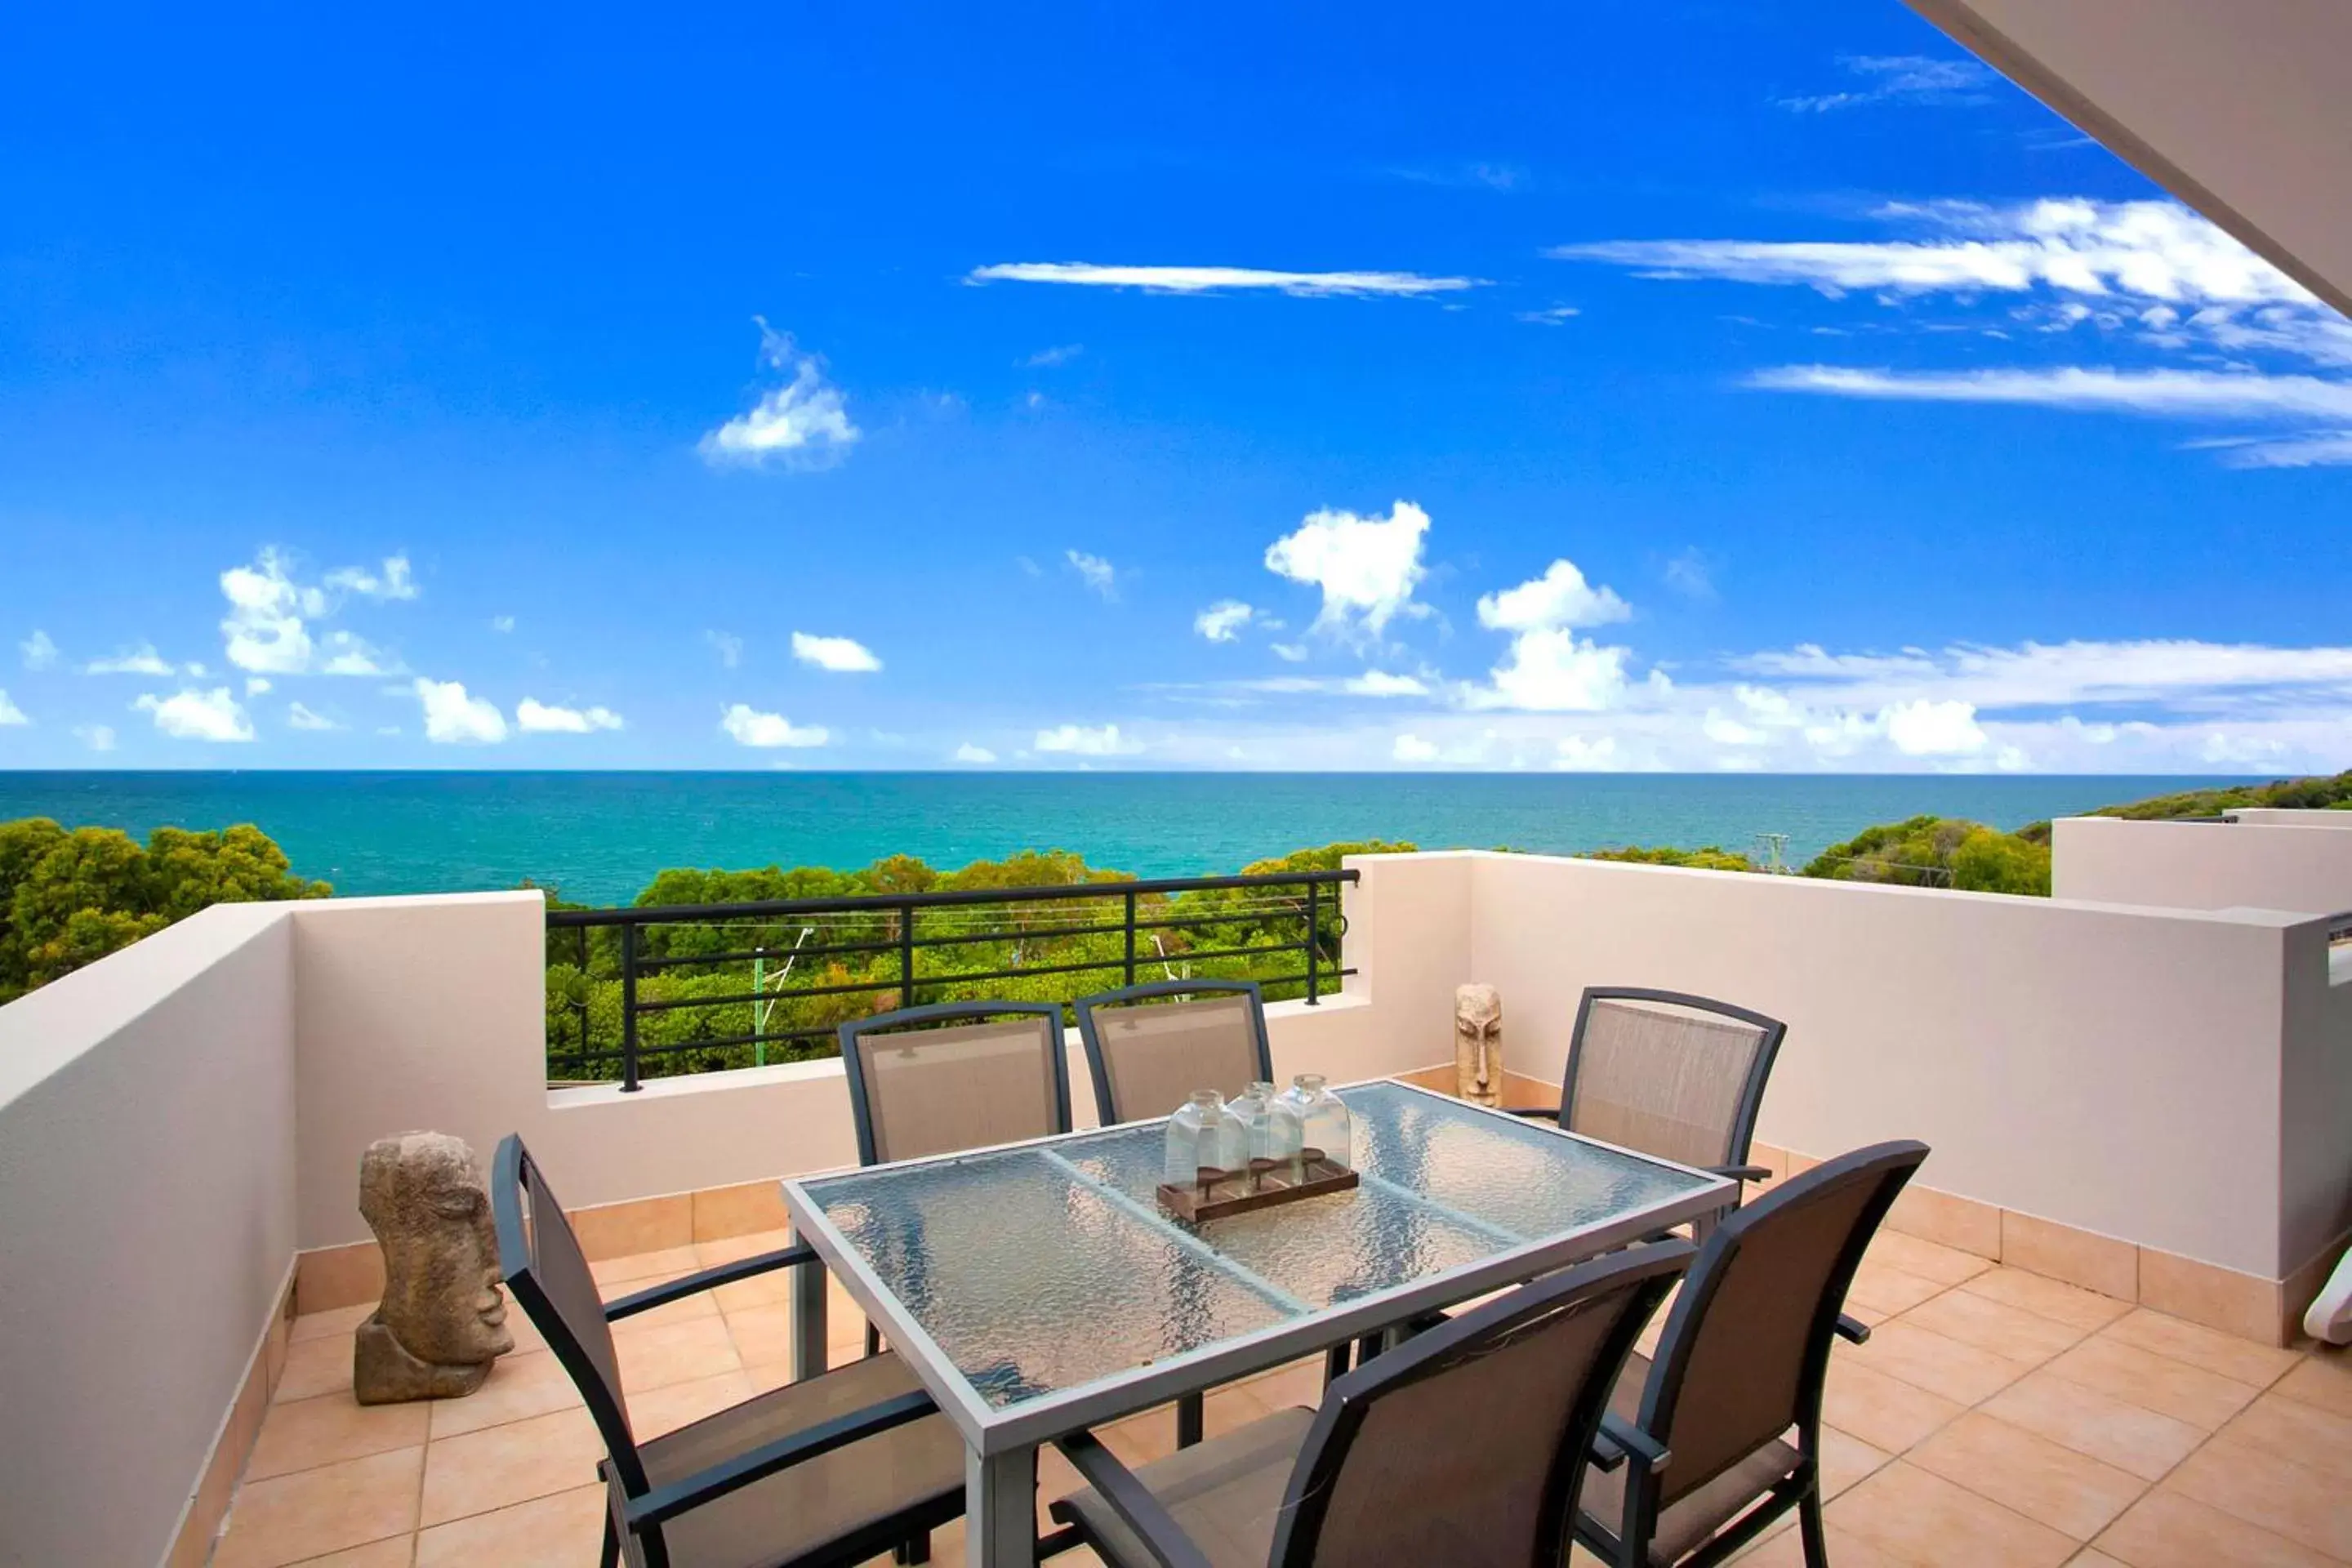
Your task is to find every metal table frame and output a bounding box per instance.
[781,1078,1734,1567]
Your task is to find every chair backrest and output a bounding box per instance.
[1561,987,1787,1172]
[491,1134,649,1496]
[838,1001,1073,1165]
[1637,1141,1927,1506]
[1073,980,1275,1125]
[1271,1240,1694,1568]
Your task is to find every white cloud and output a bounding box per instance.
[20,630,58,670]
[1194,601,1256,643]
[721,704,827,748]
[135,687,254,742]
[1882,699,1990,756]
[219,549,403,675]
[1392,733,1440,762]
[491,615,516,633]
[1664,549,1717,602]
[967,263,1481,298]
[1776,54,1994,113]
[1470,629,1638,711]
[2189,430,2352,469]
[324,555,418,601]
[413,678,509,744]
[1035,723,1139,756]
[74,723,114,751]
[1556,198,2311,307]
[1735,638,2352,710]
[245,676,272,696]
[1067,550,1119,600]
[318,633,400,677]
[517,698,624,733]
[706,630,744,669]
[1748,365,2352,422]
[1023,344,1084,368]
[1552,736,1619,770]
[1517,305,1583,326]
[791,632,882,673]
[1263,500,1430,639]
[698,320,859,470]
[1477,559,1633,632]
[952,742,999,764]
[0,689,24,725]
[1271,642,1309,662]
[1345,670,1430,697]
[287,702,341,732]
[85,643,175,676]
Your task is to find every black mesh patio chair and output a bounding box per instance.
[1072,979,1276,1128]
[1574,1140,1928,1568]
[1045,1238,1695,1568]
[491,1134,967,1568]
[1516,988,1788,1223]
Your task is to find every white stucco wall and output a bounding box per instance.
[0,904,297,1568]
[1456,850,2322,1279]
[2226,808,2352,830]
[2053,816,2352,917]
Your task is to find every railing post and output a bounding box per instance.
[1123,889,1138,988]
[898,901,915,1009]
[619,922,642,1093]
[1304,879,1321,1005]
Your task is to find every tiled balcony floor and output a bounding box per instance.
[213,1227,2352,1567]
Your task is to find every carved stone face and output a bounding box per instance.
[1454,984,1502,1037]
[359,1133,514,1367]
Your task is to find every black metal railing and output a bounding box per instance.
[543,868,1358,1090]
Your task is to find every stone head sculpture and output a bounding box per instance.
[1454,983,1503,1108]
[354,1131,514,1403]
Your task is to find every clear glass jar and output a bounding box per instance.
[1164,1090,1245,1187]
[1276,1073,1352,1174]
[1229,1081,1279,1160]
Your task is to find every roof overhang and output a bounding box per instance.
[1905,0,2352,318]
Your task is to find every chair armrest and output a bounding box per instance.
[623,1388,936,1530]
[1589,1411,1671,1476]
[1708,1165,1775,1186]
[1834,1312,1871,1345]
[1055,1430,1215,1568]
[1506,1106,1561,1121]
[605,1243,817,1321]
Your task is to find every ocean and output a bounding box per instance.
[0,772,2247,905]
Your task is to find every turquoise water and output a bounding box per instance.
[0,772,2246,904]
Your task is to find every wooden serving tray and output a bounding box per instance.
[1156,1154,1360,1222]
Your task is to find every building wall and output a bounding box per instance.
[0,904,298,1568]
[1461,850,2313,1279]
[2227,808,2352,831]
[2053,816,2352,916]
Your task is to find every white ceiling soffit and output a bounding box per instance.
[1905,0,2352,319]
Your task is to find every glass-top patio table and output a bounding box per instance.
[780,1078,1733,1567]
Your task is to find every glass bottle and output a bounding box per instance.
[1230,1081,1278,1160]
[1276,1073,1352,1174]
[1164,1090,1245,1187]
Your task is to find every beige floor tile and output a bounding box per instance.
[1903,1286,2093,1364]
[2045,1337,2262,1431]
[1906,1411,2148,1541]
[418,1405,604,1527]
[627,1369,756,1438]
[605,1286,721,1334]
[2161,1431,2352,1561]
[2271,1349,2352,1417]
[1819,1425,1894,1500]
[275,1336,357,1404]
[1849,1320,2036,1406]
[291,1303,377,1346]
[1239,1357,1330,1413]
[2221,1388,2352,1483]
[1825,1460,2076,1566]
[1958,1267,2135,1334]
[1867,1232,1994,1288]
[215,1446,422,1568]
[1734,1521,1905,1567]
[413,1481,605,1566]
[711,1265,796,1313]
[693,1227,795,1267]
[1979,1370,2204,1483]
[425,1350,585,1441]
[2068,1552,2131,1568]
[588,1245,702,1288]
[281,1537,416,1566]
[2092,1486,2338,1568]
[719,1302,797,1368]
[1846,1258,1950,1318]
[247,1394,430,1482]
[2100,1309,2301,1389]
[1821,1359,1967,1454]
[615,1315,742,1395]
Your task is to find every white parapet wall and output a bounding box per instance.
[2053,815,2352,916]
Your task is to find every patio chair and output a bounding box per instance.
[1045,1237,1695,1568]
[1515,987,1788,1225]
[1573,1140,1929,1568]
[1072,979,1276,1127]
[491,1134,967,1568]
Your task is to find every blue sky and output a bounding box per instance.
[3,2,2348,773]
